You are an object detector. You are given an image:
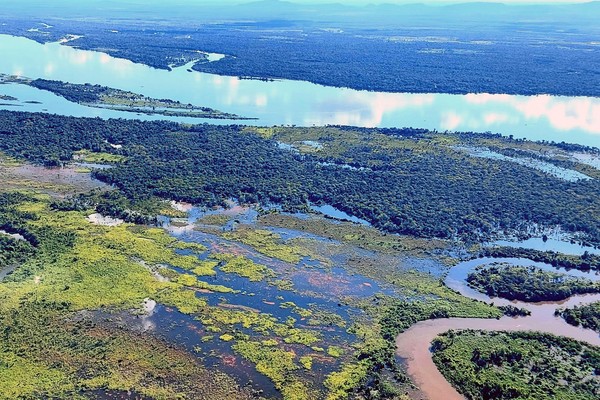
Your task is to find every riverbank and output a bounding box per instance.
[397,255,600,400]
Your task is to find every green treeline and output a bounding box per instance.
[557,302,600,333]
[30,79,107,103]
[483,246,600,271]
[27,79,246,119]
[1,111,600,245]
[51,190,159,225]
[467,263,600,302]
[0,235,35,269]
[432,330,600,400]
[0,192,40,251]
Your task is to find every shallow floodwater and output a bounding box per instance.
[134,203,402,396]
[455,146,592,182]
[1,35,599,146]
[309,204,371,226]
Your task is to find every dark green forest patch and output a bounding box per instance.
[432,330,600,400]
[467,263,600,302]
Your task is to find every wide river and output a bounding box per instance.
[0,34,599,147]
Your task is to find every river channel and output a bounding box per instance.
[0,34,599,146]
[396,254,600,400]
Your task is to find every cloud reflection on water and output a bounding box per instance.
[465,93,600,135]
[307,92,435,126]
[306,90,600,138]
[441,111,463,130]
[1,34,599,146]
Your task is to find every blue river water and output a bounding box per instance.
[0,34,599,147]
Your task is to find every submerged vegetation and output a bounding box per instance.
[432,330,600,400]
[221,227,305,264]
[466,263,600,302]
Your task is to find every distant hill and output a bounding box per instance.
[1,0,599,29]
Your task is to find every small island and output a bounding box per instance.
[29,78,255,120]
[0,74,253,120]
[556,302,600,333]
[467,263,600,302]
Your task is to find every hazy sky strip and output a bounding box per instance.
[237,0,593,4]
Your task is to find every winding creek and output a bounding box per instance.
[396,255,600,400]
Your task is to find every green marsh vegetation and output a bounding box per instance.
[0,192,262,399]
[0,183,369,399]
[257,213,449,258]
[221,227,305,264]
[2,110,600,398]
[73,149,127,164]
[431,330,600,400]
[0,182,503,399]
[0,185,340,398]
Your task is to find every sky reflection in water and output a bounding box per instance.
[0,34,599,146]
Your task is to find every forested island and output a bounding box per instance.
[557,302,600,333]
[28,78,252,119]
[483,246,600,272]
[466,263,600,302]
[1,75,250,120]
[432,330,600,400]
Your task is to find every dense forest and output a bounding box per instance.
[1,16,599,96]
[432,330,600,400]
[466,263,600,302]
[1,111,600,245]
[557,302,600,333]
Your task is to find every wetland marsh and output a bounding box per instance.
[0,11,600,400]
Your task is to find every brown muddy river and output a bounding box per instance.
[396,256,600,400]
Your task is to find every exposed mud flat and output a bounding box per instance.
[87,213,124,226]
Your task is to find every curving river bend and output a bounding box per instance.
[396,256,600,400]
